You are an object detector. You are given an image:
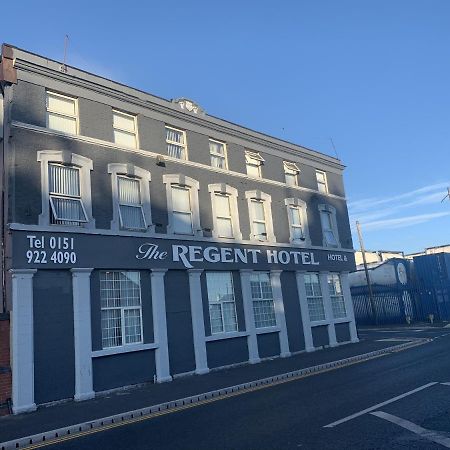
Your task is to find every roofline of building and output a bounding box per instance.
[3,43,345,171]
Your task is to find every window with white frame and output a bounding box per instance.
[209,184,242,240]
[316,170,328,193]
[163,174,202,237]
[206,272,238,334]
[245,151,264,178]
[250,272,276,328]
[113,110,138,148]
[284,161,300,186]
[246,191,276,242]
[319,204,340,248]
[285,198,310,245]
[100,271,143,349]
[117,176,146,230]
[38,151,94,228]
[304,273,326,321]
[48,163,88,226]
[46,91,78,134]
[166,126,187,160]
[209,139,227,169]
[328,274,346,319]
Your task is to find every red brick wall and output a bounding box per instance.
[0,315,11,415]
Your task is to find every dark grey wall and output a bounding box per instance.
[93,350,156,392]
[312,325,329,348]
[11,81,46,127]
[280,272,305,352]
[33,270,75,404]
[78,99,113,142]
[335,322,351,343]
[206,337,248,369]
[165,270,196,375]
[257,332,280,358]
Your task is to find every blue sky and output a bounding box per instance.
[2,0,449,253]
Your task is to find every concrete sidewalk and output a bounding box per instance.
[0,338,420,444]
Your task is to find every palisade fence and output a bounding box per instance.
[351,281,450,325]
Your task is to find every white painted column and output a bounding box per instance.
[295,271,315,352]
[71,268,95,401]
[10,269,37,414]
[239,270,260,364]
[341,272,360,343]
[150,269,172,382]
[270,270,290,357]
[319,272,338,347]
[187,269,209,375]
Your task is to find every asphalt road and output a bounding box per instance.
[44,327,450,449]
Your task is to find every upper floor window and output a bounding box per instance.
[304,273,325,322]
[285,198,310,246]
[208,184,242,240]
[166,126,187,160]
[206,272,238,334]
[38,151,95,228]
[250,272,276,328]
[328,274,347,319]
[316,170,328,193]
[245,151,264,178]
[209,139,228,169]
[46,91,78,135]
[113,110,138,148]
[284,161,300,186]
[163,174,202,237]
[319,204,340,248]
[246,190,276,242]
[108,164,153,233]
[100,271,143,349]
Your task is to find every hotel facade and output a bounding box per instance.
[0,45,357,414]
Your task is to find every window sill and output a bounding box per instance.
[205,331,249,342]
[310,318,350,327]
[255,326,281,335]
[92,342,158,358]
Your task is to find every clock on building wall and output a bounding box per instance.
[397,263,407,285]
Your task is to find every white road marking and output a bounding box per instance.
[323,382,438,428]
[371,411,450,448]
[440,382,450,386]
[376,338,413,342]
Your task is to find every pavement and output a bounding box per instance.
[0,332,422,446]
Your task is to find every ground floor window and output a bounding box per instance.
[250,272,276,328]
[328,273,347,319]
[305,273,326,321]
[100,271,143,348]
[206,272,238,334]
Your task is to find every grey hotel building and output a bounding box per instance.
[0,44,357,415]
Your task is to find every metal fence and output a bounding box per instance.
[351,281,450,325]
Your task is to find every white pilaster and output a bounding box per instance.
[341,272,359,343]
[239,270,260,363]
[71,268,95,401]
[187,269,209,375]
[151,269,172,382]
[10,269,37,414]
[319,272,338,347]
[295,271,315,352]
[270,270,290,357]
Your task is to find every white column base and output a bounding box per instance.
[280,351,291,358]
[249,357,261,364]
[195,368,210,375]
[74,391,95,402]
[305,346,315,353]
[351,338,360,343]
[12,403,36,415]
[156,375,173,383]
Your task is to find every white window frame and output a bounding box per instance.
[284,198,311,246]
[316,170,328,193]
[165,126,188,160]
[318,204,341,248]
[206,272,238,334]
[163,174,202,237]
[209,139,228,170]
[100,271,144,349]
[304,273,326,322]
[108,163,154,233]
[245,190,276,242]
[250,272,277,329]
[113,110,139,149]
[208,184,242,240]
[284,161,300,186]
[46,91,79,135]
[37,150,95,228]
[328,273,347,319]
[245,151,264,178]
